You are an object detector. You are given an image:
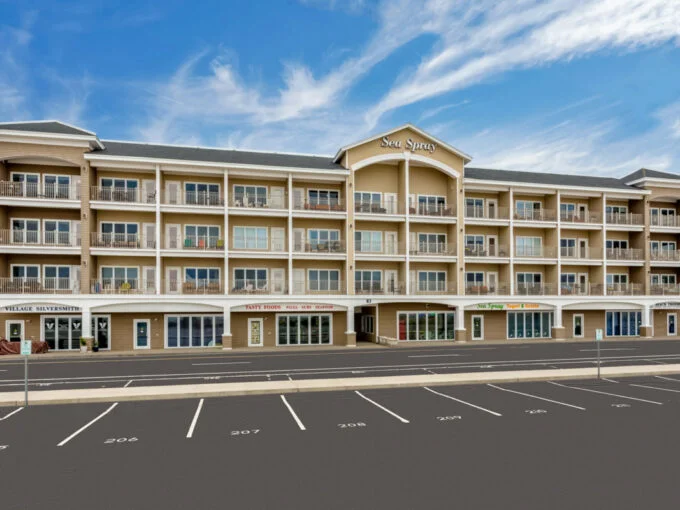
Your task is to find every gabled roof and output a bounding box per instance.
[333,123,472,164]
[622,168,680,184]
[465,167,636,191]
[0,120,96,137]
[91,140,345,171]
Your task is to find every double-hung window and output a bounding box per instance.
[560,238,576,257]
[101,222,138,246]
[12,264,40,282]
[465,272,485,288]
[465,235,485,256]
[44,220,72,245]
[11,219,40,244]
[516,273,542,294]
[185,225,220,249]
[233,227,268,250]
[354,192,382,212]
[417,195,446,215]
[44,175,71,199]
[185,183,220,206]
[650,208,677,226]
[355,231,382,253]
[355,270,381,293]
[233,268,268,291]
[11,172,40,197]
[309,229,340,252]
[560,203,576,221]
[465,198,484,218]
[516,237,542,257]
[185,268,220,289]
[515,201,541,220]
[418,271,447,292]
[44,265,71,290]
[651,274,677,285]
[234,185,267,207]
[418,233,447,254]
[100,178,138,202]
[101,267,139,290]
[309,189,339,208]
[308,270,340,292]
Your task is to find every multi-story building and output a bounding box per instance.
[0,120,679,350]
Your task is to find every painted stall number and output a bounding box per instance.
[611,403,631,408]
[104,437,138,444]
[525,409,547,415]
[230,429,260,436]
[338,423,367,428]
[436,416,462,421]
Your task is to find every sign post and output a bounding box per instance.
[20,339,31,406]
[595,329,603,380]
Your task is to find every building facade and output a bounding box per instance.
[0,120,679,351]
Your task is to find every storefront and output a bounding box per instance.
[165,315,224,348]
[397,311,456,341]
[466,303,555,341]
[42,315,111,350]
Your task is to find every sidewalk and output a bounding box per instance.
[2,363,679,407]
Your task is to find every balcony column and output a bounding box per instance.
[224,170,229,295]
[345,305,356,347]
[221,307,233,350]
[602,192,607,296]
[556,191,561,296]
[81,306,93,350]
[155,164,161,295]
[287,172,293,295]
[404,155,411,295]
[552,305,566,341]
[509,188,514,295]
[454,306,466,342]
[639,304,652,338]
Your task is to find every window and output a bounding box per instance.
[650,208,677,226]
[516,237,542,257]
[465,235,485,256]
[418,233,447,253]
[516,273,542,294]
[397,312,455,341]
[101,267,139,290]
[184,183,220,205]
[11,172,40,197]
[560,203,576,220]
[650,241,677,253]
[308,189,339,207]
[650,274,677,285]
[355,270,382,293]
[361,315,375,334]
[606,311,641,337]
[166,315,224,348]
[277,314,331,345]
[11,219,40,244]
[308,270,340,292]
[44,175,71,199]
[418,271,447,292]
[606,205,627,214]
[184,225,220,248]
[11,265,40,281]
[43,315,110,351]
[184,268,220,289]
[100,178,138,202]
[233,268,268,291]
[560,239,576,257]
[606,274,628,291]
[308,229,340,252]
[606,240,628,250]
[508,312,552,339]
[233,185,267,207]
[233,226,268,250]
[417,195,446,215]
[355,231,383,253]
[465,198,484,218]
[466,272,485,287]
[44,220,72,245]
[354,191,382,212]
[515,200,541,220]
[100,222,138,245]
[44,265,71,290]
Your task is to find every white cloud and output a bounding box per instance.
[0,12,36,119]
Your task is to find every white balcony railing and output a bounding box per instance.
[0,182,80,200]
[0,230,80,247]
[0,278,79,294]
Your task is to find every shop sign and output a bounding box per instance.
[380,136,436,154]
[0,305,81,313]
[231,304,343,312]
[472,303,549,311]
[652,302,680,309]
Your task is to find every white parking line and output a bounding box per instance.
[281,395,306,430]
[0,407,23,421]
[423,387,502,416]
[409,354,464,358]
[579,348,636,352]
[191,362,252,366]
[629,383,680,394]
[123,380,134,388]
[487,384,586,410]
[355,391,409,423]
[423,368,437,375]
[547,381,663,405]
[186,399,204,438]
[655,375,680,383]
[645,359,666,364]
[57,403,118,446]
[286,375,293,381]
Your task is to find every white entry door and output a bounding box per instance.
[270,186,285,209]
[668,313,677,336]
[6,320,24,341]
[573,314,584,338]
[486,272,498,294]
[271,268,286,294]
[165,224,181,249]
[487,236,498,257]
[385,270,398,294]
[143,223,156,249]
[293,268,305,294]
[293,228,305,252]
[166,267,180,294]
[384,193,397,214]
[271,227,285,252]
[248,318,264,347]
[142,179,156,204]
[165,181,181,205]
[385,232,398,254]
[134,319,151,349]
[471,315,484,340]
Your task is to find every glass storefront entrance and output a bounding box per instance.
[397,311,455,341]
[277,314,332,345]
[42,315,110,350]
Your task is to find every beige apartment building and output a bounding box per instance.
[0,120,679,351]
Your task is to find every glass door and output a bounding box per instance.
[6,321,23,341]
[668,313,677,336]
[248,318,264,347]
[134,319,151,349]
[471,315,484,340]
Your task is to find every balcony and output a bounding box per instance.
[464,206,510,220]
[0,230,80,248]
[651,250,680,262]
[560,211,602,224]
[230,279,289,295]
[514,246,557,258]
[292,281,346,295]
[606,283,643,296]
[0,278,79,294]
[0,182,80,201]
[354,282,405,295]
[560,247,603,260]
[410,243,456,257]
[651,284,680,296]
[355,242,404,256]
[464,244,509,258]
[91,186,155,204]
[164,236,225,251]
[91,279,155,294]
[651,215,680,228]
[293,240,346,254]
[164,190,224,207]
[92,233,155,249]
[606,212,643,226]
[411,202,455,218]
[560,283,604,296]
[296,199,346,213]
[231,237,286,255]
[229,193,287,210]
[606,248,643,261]
[514,283,557,296]
[355,198,402,215]
[169,280,224,295]
[465,283,510,295]
[409,282,457,295]
[513,209,556,222]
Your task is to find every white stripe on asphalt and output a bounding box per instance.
[655,375,680,383]
[191,362,252,366]
[409,354,464,358]
[0,407,23,421]
[57,403,118,446]
[547,381,663,405]
[123,380,134,388]
[629,383,680,394]
[579,348,637,352]
[186,399,204,438]
[487,384,586,410]
[355,391,409,423]
[601,378,619,384]
[424,387,502,416]
[281,395,306,430]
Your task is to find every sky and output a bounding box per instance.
[1,0,679,177]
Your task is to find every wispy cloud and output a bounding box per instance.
[419,100,470,122]
[0,11,37,119]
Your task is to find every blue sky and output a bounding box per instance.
[1,0,679,176]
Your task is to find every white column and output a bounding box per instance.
[508,188,514,295]
[556,190,561,296]
[553,305,563,328]
[224,170,229,294]
[455,306,465,332]
[223,307,232,336]
[155,164,161,295]
[81,307,92,338]
[287,172,294,295]
[346,306,355,333]
[642,303,651,327]
[602,192,607,296]
[404,155,411,295]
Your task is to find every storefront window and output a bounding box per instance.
[397,312,455,341]
[606,311,641,337]
[166,315,224,348]
[507,312,553,339]
[42,315,110,350]
[277,314,331,345]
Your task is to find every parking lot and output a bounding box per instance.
[3,374,680,509]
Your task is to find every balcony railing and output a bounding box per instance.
[229,193,287,210]
[560,283,603,296]
[91,279,155,294]
[165,236,224,250]
[464,244,509,257]
[231,237,286,253]
[651,284,680,296]
[230,279,289,294]
[410,243,456,256]
[0,230,80,247]
[355,198,402,215]
[0,182,80,200]
[464,206,510,220]
[465,283,510,296]
[163,191,224,206]
[409,282,457,295]
[297,199,346,212]
[354,282,405,295]
[355,242,404,255]
[514,209,556,221]
[411,203,455,217]
[606,212,643,226]
[292,281,346,295]
[651,215,680,228]
[92,233,155,249]
[514,283,557,296]
[606,283,643,296]
[560,246,603,259]
[0,278,79,294]
[606,248,643,260]
[514,246,557,258]
[560,211,602,223]
[173,280,223,294]
[293,240,345,254]
[650,250,680,262]
[91,186,155,204]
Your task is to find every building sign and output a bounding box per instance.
[0,305,81,313]
[470,303,551,311]
[652,302,680,309]
[380,136,436,154]
[231,304,344,312]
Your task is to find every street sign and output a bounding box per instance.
[20,340,31,356]
[595,329,603,342]
[594,329,603,380]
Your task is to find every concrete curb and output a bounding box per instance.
[2,363,680,407]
